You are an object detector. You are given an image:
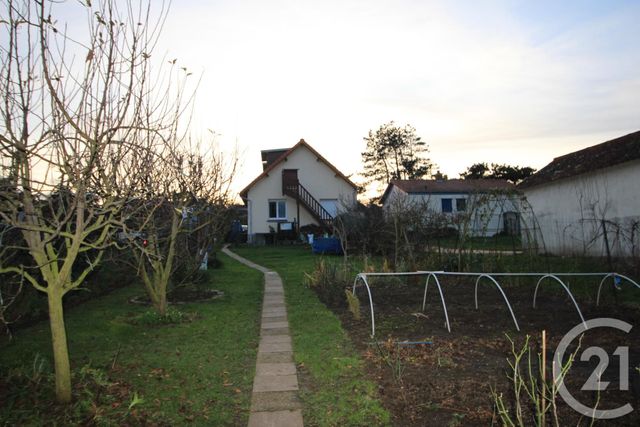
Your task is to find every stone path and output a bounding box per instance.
[221,247,304,427]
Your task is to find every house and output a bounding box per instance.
[519,130,640,257]
[380,179,519,237]
[240,139,358,244]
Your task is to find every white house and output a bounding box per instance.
[380,179,520,237]
[240,139,358,244]
[520,130,640,257]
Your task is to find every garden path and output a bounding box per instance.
[222,246,304,427]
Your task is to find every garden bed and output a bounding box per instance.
[336,276,640,426]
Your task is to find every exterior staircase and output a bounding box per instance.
[282,172,333,229]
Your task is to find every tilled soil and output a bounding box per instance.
[333,276,640,426]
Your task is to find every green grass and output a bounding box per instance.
[0,252,263,426]
[433,234,522,251]
[232,245,391,427]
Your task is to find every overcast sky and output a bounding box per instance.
[58,0,640,195]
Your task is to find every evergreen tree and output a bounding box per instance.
[361,122,432,188]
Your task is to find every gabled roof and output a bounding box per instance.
[381,179,515,203]
[519,130,640,189]
[239,139,358,199]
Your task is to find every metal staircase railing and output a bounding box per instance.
[283,183,333,227]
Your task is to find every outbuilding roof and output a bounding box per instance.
[381,178,514,203]
[239,139,358,199]
[519,130,640,189]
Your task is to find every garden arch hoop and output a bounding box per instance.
[596,273,640,305]
[353,272,449,337]
[532,274,586,327]
[473,274,520,331]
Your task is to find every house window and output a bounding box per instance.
[441,198,452,213]
[268,200,286,220]
[456,198,466,212]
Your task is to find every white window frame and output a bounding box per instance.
[268,199,287,220]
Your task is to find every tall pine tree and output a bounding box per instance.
[361,122,432,188]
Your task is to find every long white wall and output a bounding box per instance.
[246,145,357,237]
[523,160,640,257]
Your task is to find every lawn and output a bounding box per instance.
[0,252,263,426]
[232,245,391,427]
[433,234,522,252]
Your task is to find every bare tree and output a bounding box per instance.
[121,139,237,315]
[0,0,183,402]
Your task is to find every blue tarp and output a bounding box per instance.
[312,237,343,255]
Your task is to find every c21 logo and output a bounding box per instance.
[553,318,634,419]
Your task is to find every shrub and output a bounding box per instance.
[345,290,361,320]
[0,357,149,426]
[131,308,195,326]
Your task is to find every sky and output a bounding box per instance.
[55,0,640,197]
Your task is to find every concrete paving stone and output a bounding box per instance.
[262,307,286,312]
[250,391,302,412]
[261,315,287,323]
[262,310,286,316]
[263,294,284,300]
[257,351,293,363]
[260,335,291,345]
[263,303,285,309]
[262,311,286,319]
[261,327,290,336]
[248,410,303,427]
[255,362,297,376]
[262,307,286,313]
[261,321,289,329]
[253,374,299,392]
[262,303,286,309]
[263,298,285,304]
[264,281,282,286]
[259,341,293,353]
[262,312,286,319]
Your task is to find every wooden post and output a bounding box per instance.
[541,329,546,426]
[601,219,618,304]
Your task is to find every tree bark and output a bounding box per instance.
[47,288,72,403]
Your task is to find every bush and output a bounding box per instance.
[0,357,151,426]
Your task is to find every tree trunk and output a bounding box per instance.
[47,288,72,403]
[157,288,168,316]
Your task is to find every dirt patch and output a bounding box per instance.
[332,277,640,426]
